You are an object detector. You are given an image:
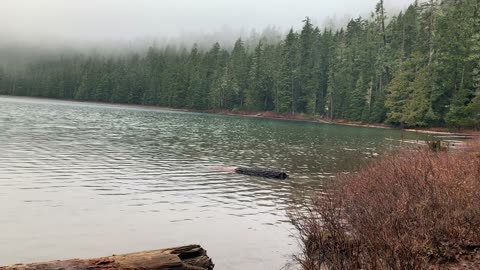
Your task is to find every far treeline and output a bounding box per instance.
[0,0,479,128]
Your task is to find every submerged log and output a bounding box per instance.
[235,167,288,179]
[0,245,214,270]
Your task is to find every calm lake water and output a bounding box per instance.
[0,96,430,269]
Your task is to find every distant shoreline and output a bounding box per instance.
[1,94,477,137]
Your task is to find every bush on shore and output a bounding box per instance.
[290,139,480,270]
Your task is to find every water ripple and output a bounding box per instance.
[0,96,431,270]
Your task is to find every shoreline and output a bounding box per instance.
[1,94,478,136]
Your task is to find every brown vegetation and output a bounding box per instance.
[289,139,480,269]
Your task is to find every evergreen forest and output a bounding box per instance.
[1,0,479,128]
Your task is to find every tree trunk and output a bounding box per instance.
[1,245,214,270]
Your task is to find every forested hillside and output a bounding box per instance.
[1,0,479,128]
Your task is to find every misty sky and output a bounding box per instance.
[2,0,414,45]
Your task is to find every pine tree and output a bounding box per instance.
[204,43,222,109]
[403,66,435,127]
[347,76,366,121]
[230,39,249,109]
[385,60,413,126]
[246,41,264,110]
[298,17,318,114]
[277,29,298,114]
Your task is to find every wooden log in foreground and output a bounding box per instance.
[1,245,214,270]
[235,167,288,179]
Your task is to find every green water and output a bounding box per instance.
[0,96,430,269]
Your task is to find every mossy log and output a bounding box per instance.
[0,245,214,270]
[235,167,288,179]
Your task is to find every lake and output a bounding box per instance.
[0,96,430,269]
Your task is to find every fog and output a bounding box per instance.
[2,0,414,49]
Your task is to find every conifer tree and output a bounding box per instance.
[4,0,480,128]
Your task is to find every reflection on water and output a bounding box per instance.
[0,96,428,270]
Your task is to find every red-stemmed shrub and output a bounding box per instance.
[290,139,480,269]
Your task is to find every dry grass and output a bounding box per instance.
[290,139,480,270]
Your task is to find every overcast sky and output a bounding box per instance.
[1,0,414,46]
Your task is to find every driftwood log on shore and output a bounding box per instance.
[235,167,288,179]
[0,245,214,270]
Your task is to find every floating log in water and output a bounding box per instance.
[235,167,288,179]
[0,245,214,270]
